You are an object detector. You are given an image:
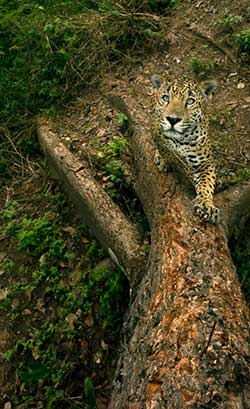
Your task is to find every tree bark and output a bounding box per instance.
[105,92,250,409]
[37,118,146,286]
[37,86,250,407]
[109,202,250,408]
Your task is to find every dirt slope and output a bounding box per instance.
[55,0,250,186]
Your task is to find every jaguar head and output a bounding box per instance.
[152,75,217,138]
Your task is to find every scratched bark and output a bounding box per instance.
[37,85,250,407]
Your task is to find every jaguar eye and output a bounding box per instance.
[162,94,169,103]
[186,97,195,106]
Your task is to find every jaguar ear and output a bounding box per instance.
[200,79,218,99]
[151,74,163,89]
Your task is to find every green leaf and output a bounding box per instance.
[18,362,50,383]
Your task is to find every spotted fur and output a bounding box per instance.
[151,75,220,224]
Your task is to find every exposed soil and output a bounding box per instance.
[1,0,250,408]
[55,0,250,187]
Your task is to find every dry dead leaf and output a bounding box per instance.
[0,330,9,351]
[22,309,32,315]
[0,288,8,301]
[65,312,78,329]
[84,311,94,327]
[97,129,106,138]
[61,226,75,235]
[237,82,245,89]
[81,237,90,244]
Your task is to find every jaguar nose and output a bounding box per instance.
[166,116,181,126]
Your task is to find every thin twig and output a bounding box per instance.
[114,2,162,21]
[192,29,236,64]
[45,35,53,54]
[1,126,36,177]
[215,150,247,166]
[1,126,25,176]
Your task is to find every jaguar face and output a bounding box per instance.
[152,75,217,141]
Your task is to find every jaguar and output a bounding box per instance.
[151,75,220,224]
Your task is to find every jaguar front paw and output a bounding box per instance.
[193,199,220,224]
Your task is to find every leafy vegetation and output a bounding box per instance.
[95,136,129,197]
[0,0,178,185]
[116,112,129,132]
[190,57,214,77]
[220,14,243,28]
[84,377,96,409]
[236,29,250,54]
[217,12,250,54]
[0,0,176,126]
[0,186,128,408]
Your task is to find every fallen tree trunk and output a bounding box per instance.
[37,118,146,286]
[107,93,250,408]
[37,86,250,407]
[109,200,250,408]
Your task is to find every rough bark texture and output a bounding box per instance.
[109,198,250,408]
[37,86,250,408]
[106,93,250,408]
[216,182,250,240]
